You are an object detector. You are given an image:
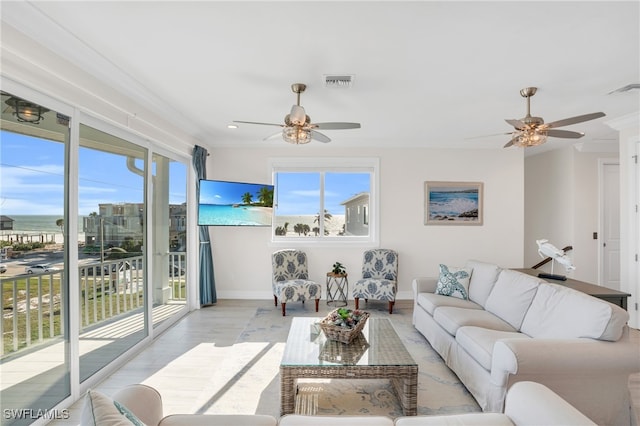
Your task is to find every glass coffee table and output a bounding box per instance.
[280,317,418,416]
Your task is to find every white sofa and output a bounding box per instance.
[89,381,594,426]
[81,384,277,426]
[412,260,640,426]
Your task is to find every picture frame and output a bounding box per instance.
[424,181,483,225]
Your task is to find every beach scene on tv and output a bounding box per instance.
[198,180,274,226]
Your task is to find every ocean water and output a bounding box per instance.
[198,205,272,226]
[0,216,85,243]
[1,215,85,232]
[428,191,478,218]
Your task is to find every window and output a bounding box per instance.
[271,158,379,243]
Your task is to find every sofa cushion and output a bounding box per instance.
[417,292,483,315]
[466,260,501,307]
[521,283,630,341]
[280,415,393,425]
[160,414,277,426]
[433,306,517,337]
[456,326,530,371]
[435,264,472,300]
[484,270,543,330]
[395,413,513,426]
[81,389,145,426]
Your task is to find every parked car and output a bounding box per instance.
[25,264,53,274]
[0,263,6,274]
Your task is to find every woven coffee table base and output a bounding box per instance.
[280,364,417,416]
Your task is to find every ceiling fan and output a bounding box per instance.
[494,87,605,148]
[233,83,360,144]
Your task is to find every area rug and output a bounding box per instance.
[238,302,481,418]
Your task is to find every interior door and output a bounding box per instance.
[601,162,621,290]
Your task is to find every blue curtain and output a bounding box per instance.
[192,145,217,305]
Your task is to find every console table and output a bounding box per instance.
[515,268,631,310]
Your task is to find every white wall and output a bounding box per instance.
[524,146,620,282]
[524,147,574,275]
[207,146,525,300]
[607,112,640,328]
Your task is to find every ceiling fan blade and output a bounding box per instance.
[313,122,361,130]
[546,129,585,139]
[544,112,605,129]
[233,120,283,127]
[310,130,331,143]
[465,132,513,140]
[263,132,283,141]
[505,119,525,130]
[504,135,519,148]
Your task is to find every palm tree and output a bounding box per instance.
[55,218,64,237]
[258,186,274,207]
[314,209,333,235]
[314,209,333,224]
[241,192,253,205]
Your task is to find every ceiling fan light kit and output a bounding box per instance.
[499,87,605,148]
[512,129,548,147]
[233,82,361,145]
[283,127,312,144]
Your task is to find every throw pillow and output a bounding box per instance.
[435,264,472,300]
[81,389,145,426]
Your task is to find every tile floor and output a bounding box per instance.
[52,299,413,425]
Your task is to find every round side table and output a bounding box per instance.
[326,272,348,307]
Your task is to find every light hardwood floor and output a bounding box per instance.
[50,299,415,425]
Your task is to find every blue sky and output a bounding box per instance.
[0,131,187,215]
[274,172,370,215]
[199,180,272,205]
[1,130,367,217]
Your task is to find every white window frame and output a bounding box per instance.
[269,157,380,246]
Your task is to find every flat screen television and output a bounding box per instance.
[198,179,274,226]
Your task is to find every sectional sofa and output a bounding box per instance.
[83,381,596,425]
[412,259,640,426]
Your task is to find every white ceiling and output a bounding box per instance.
[3,1,639,155]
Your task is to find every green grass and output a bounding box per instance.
[2,273,186,355]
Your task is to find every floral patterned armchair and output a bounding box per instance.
[272,249,321,316]
[352,249,398,314]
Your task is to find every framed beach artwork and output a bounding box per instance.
[424,181,483,225]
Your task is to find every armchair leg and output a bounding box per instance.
[315,299,319,312]
[389,301,394,314]
[281,303,286,316]
[355,298,359,310]
[274,295,278,307]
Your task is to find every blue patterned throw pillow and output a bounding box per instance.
[435,264,472,300]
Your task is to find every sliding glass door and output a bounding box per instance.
[0,85,192,424]
[151,153,188,329]
[0,92,71,424]
[77,124,148,382]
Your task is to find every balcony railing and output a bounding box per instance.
[1,253,186,356]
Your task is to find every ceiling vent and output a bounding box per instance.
[324,74,354,88]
